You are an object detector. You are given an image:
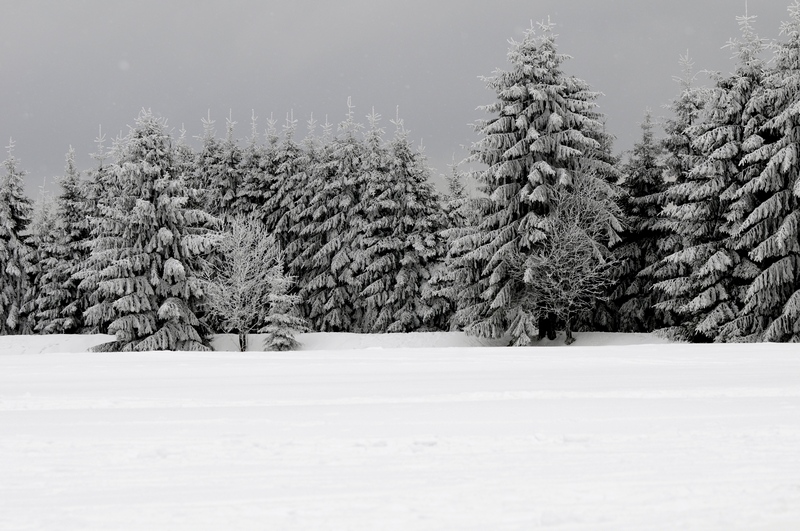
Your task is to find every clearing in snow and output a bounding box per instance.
[1,332,799,530]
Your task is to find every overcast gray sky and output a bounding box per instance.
[0,0,790,196]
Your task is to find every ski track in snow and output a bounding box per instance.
[1,334,799,530]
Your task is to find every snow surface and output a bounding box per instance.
[2,332,799,530]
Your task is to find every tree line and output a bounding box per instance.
[2,5,800,348]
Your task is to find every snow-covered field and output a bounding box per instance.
[2,332,799,530]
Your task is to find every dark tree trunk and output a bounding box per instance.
[564,318,575,345]
[238,331,248,352]
[537,312,558,341]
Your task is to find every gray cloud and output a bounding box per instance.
[0,0,789,196]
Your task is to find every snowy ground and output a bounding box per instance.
[1,332,799,530]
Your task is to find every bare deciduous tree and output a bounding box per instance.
[509,173,622,344]
[202,218,304,351]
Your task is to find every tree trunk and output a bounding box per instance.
[537,311,558,341]
[564,318,575,345]
[238,330,248,352]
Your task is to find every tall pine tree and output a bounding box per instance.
[730,3,800,342]
[21,189,58,333]
[73,129,115,333]
[641,53,709,338]
[614,111,668,332]
[354,112,447,332]
[284,115,324,284]
[84,110,218,351]
[421,162,476,331]
[300,100,366,331]
[655,17,767,342]
[452,21,616,343]
[269,113,306,251]
[0,140,33,335]
[33,148,92,333]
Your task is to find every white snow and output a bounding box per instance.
[1,332,799,530]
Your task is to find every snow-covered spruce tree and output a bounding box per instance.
[507,172,622,344]
[613,111,668,332]
[421,161,475,331]
[0,140,34,335]
[268,113,306,252]
[443,159,471,228]
[452,21,617,344]
[284,115,324,283]
[724,3,800,342]
[247,115,283,227]
[220,115,246,220]
[32,148,92,333]
[261,260,309,351]
[354,111,447,332]
[73,129,117,333]
[383,119,448,332]
[193,113,220,205]
[22,187,57,332]
[229,111,266,217]
[300,100,366,332]
[202,217,307,351]
[84,110,218,351]
[291,117,335,324]
[349,109,391,331]
[175,126,201,203]
[661,54,709,194]
[194,113,244,223]
[640,53,710,338]
[654,15,768,342]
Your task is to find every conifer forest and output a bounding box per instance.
[4,7,800,350]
